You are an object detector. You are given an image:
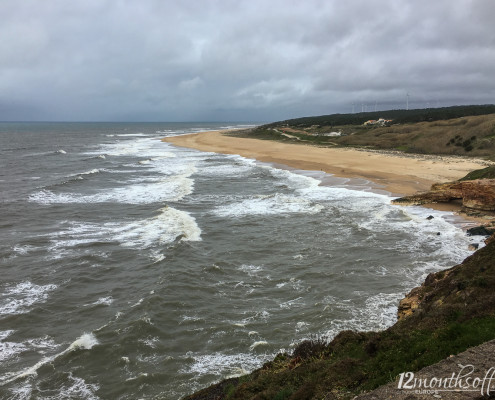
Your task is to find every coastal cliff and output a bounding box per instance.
[392,179,495,211]
[178,159,495,398]
[392,166,495,212]
[183,167,495,399]
[184,240,495,399]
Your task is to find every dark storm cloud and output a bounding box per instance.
[1,0,494,121]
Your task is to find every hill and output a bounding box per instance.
[240,105,495,159]
[268,104,495,127]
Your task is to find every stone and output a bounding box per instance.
[393,179,495,211]
[486,233,495,245]
[467,226,494,236]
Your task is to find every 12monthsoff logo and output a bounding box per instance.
[397,364,495,396]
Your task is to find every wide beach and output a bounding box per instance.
[1,122,488,399]
[163,130,489,196]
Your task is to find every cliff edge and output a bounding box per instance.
[183,167,495,400]
[183,240,495,399]
[392,166,495,213]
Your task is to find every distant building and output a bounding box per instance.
[320,131,342,137]
[363,118,393,126]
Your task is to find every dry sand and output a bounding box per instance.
[163,130,490,196]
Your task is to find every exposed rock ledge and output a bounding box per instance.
[392,179,495,211]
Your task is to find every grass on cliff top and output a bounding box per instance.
[271,104,495,127]
[185,241,495,400]
[248,111,495,159]
[459,165,495,181]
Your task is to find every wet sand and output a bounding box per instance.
[163,130,489,196]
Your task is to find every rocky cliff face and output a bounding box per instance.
[392,179,495,211]
[462,179,495,210]
[184,242,495,400]
[393,179,495,211]
[397,240,495,325]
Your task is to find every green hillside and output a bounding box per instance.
[240,105,495,159]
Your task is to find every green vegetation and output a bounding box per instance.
[269,104,495,128]
[185,241,495,400]
[459,165,495,181]
[236,105,495,159]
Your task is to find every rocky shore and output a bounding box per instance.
[184,238,495,400]
[393,179,495,212]
[182,168,495,400]
[392,167,495,237]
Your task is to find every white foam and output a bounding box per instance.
[0,330,14,341]
[56,149,67,154]
[26,336,59,353]
[249,341,268,351]
[72,168,101,177]
[279,297,305,310]
[0,331,28,363]
[1,333,98,385]
[48,207,201,254]
[267,167,321,190]
[114,206,201,246]
[11,245,38,256]
[30,174,194,204]
[150,162,197,178]
[116,133,148,137]
[67,333,99,351]
[238,264,263,276]
[0,281,58,315]
[130,299,143,308]
[41,373,99,400]
[87,297,113,307]
[0,333,60,365]
[181,352,270,378]
[197,156,256,177]
[213,193,323,217]
[138,336,160,348]
[85,137,175,158]
[7,383,32,399]
[125,373,149,382]
[319,291,408,341]
[295,322,310,332]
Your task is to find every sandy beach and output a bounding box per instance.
[163,130,490,196]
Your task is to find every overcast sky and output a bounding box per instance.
[1,0,494,122]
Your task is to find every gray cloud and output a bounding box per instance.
[1,0,494,121]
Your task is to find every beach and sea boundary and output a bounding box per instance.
[163,130,490,197]
[164,129,495,399]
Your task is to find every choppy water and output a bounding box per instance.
[0,122,483,399]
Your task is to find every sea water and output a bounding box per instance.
[0,122,483,399]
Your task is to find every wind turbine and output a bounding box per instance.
[406,93,410,110]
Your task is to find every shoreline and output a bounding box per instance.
[169,130,495,399]
[162,130,489,196]
[162,130,491,226]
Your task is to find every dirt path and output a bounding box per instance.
[356,339,495,399]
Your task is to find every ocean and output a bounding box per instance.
[0,122,482,399]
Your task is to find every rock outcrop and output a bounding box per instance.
[392,179,495,211]
[185,241,495,400]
